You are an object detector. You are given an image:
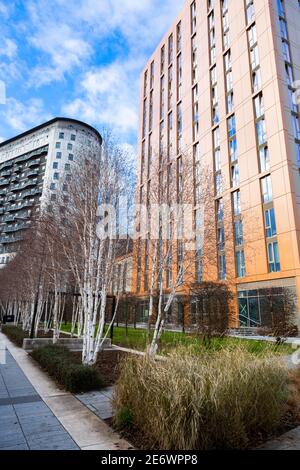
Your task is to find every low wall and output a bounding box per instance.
[23,337,112,351]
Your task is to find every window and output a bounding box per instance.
[296,144,300,165]
[193,85,199,140]
[177,22,182,53]
[285,63,293,87]
[168,34,173,65]
[265,207,277,238]
[245,0,255,25]
[229,137,237,162]
[53,162,58,169]
[228,115,236,138]
[252,69,262,92]
[70,134,76,141]
[55,142,61,149]
[254,93,264,119]
[218,227,225,251]
[213,127,220,148]
[282,40,291,63]
[144,70,148,97]
[261,175,273,203]
[234,220,244,246]
[215,173,223,196]
[150,61,155,89]
[259,146,270,172]
[168,65,173,109]
[250,45,260,70]
[65,163,71,171]
[50,183,56,190]
[280,18,288,40]
[51,194,56,202]
[191,1,196,35]
[292,115,300,140]
[149,91,153,130]
[231,163,240,187]
[277,0,285,18]
[56,152,62,159]
[248,24,257,47]
[217,199,224,222]
[214,148,221,171]
[256,119,267,145]
[53,172,59,180]
[68,154,74,161]
[59,132,64,139]
[191,36,198,85]
[218,253,227,280]
[67,143,73,151]
[268,241,281,272]
[236,250,246,277]
[177,102,183,153]
[142,98,147,138]
[177,54,182,100]
[211,66,217,86]
[161,45,165,73]
[168,111,173,157]
[233,190,241,215]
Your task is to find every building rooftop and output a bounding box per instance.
[0,117,102,148]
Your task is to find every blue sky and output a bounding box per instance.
[0,0,184,154]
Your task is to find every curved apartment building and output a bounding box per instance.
[0,118,102,267]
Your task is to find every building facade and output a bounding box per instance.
[0,118,102,267]
[134,0,300,327]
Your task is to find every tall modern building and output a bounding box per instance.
[134,0,300,327]
[0,118,102,267]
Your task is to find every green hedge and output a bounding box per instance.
[31,344,103,393]
[2,325,27,347]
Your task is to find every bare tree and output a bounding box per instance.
[44,132,135,364]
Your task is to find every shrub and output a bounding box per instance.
[2,325,27,347]
[31,344,103,393]
[113,349,289,450]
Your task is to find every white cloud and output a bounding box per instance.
[28,23,92,87]
[63,60,141,136]
[0,38,17,59]
[0,1,10,18]
[1,97,51,133]
[0,136,5,143]
[1,0,184,147]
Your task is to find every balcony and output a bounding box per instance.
[8,199,35,212]
[1,214,17,223]
[23,187,42,198]
[2,221,30,233]
[27,169,39,178]
[0,170,12,178]
[0,235,22,244]
[0,161,13,171]
[11,178,39,192]
[7,194,18,202]
[28,158,41,168]
[0,179,10,187]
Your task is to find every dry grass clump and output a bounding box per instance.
[113,349,289,450]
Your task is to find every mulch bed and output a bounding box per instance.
[94,350,129,387]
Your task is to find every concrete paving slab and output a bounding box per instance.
[260,426,300,450]
[0,332,131,450]
[1,442,30,450]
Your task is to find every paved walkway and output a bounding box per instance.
[0,332,131,450]
[0,350,78,450]
[259,427,300,450]
[76,387,114,421]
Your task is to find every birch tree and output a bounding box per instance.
[47,133,135,364]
